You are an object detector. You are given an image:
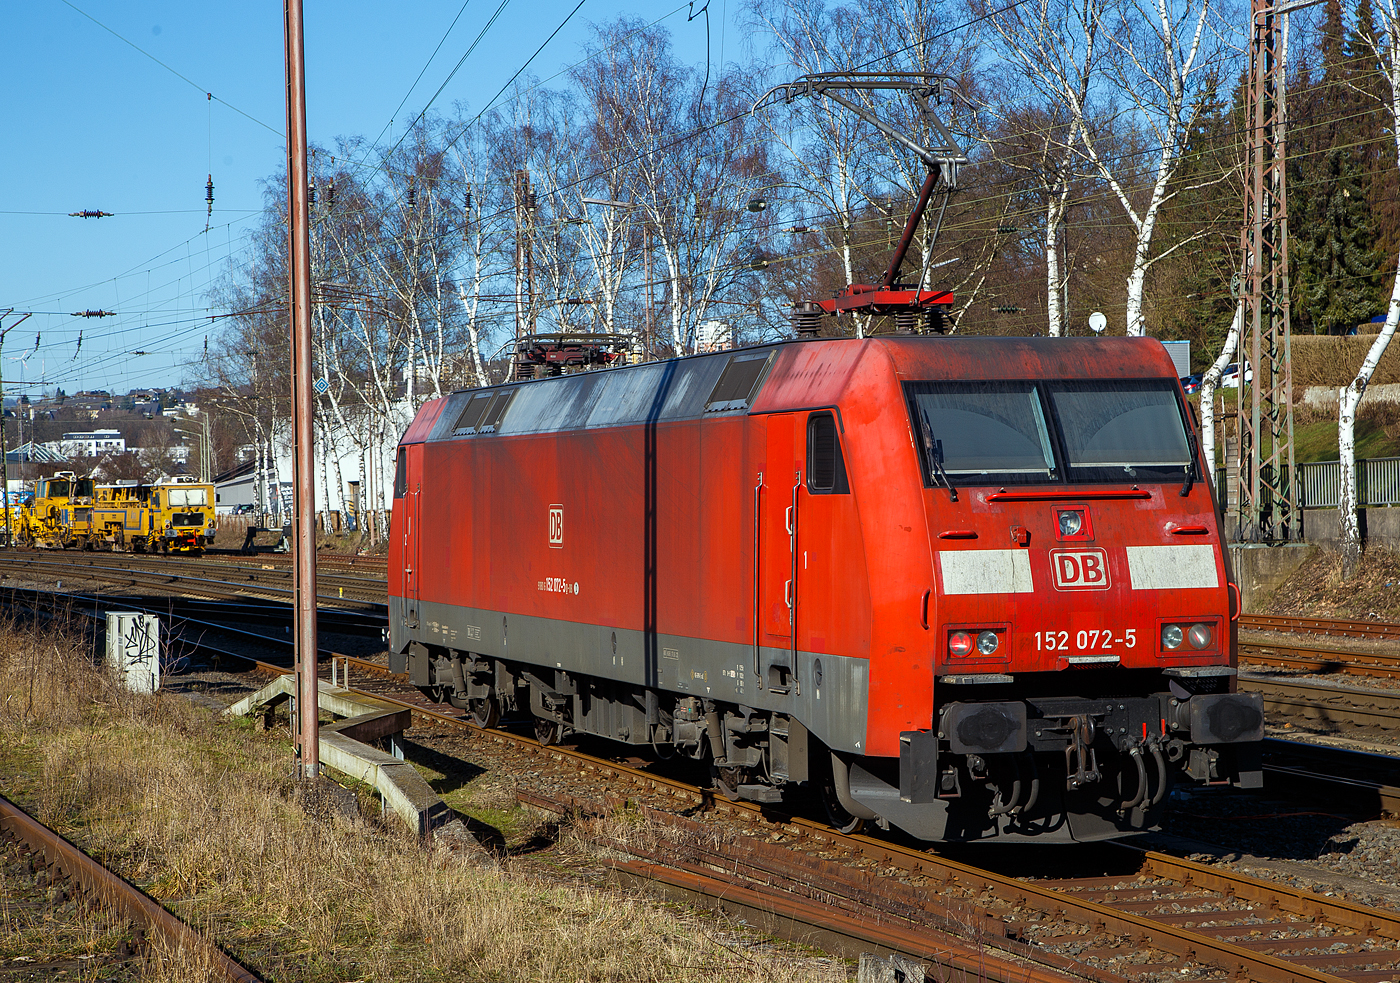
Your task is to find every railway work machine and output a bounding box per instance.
[388,72,1262,843]
[16,472,214,553]
[92,476,216,553]
[21,471,97,549]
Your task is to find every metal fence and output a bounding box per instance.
[1294,457,1400,509]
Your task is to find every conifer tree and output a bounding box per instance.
[1293,0,1384,333]
[1350,0,1399,267]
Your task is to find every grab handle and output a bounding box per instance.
[1227,582,1241,622]
[920,589,930,630]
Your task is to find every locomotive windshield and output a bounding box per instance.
[908,383,1056,482]
[1047,381,1191,480]
[907,378,1192,487]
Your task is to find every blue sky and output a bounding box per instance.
[0,1,735,398]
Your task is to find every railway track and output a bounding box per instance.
[521,784,1400,983]
[0,793,260,982]
[10,563,1400,980]
[1241,613,1400,642]
[0,552,386,608]
[1241,672,1400,734]
[1261,740,1400,817]
[1240,639,1400,680]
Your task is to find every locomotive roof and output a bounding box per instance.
[409,335,1180,443]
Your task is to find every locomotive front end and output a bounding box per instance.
[883,355,1261,842]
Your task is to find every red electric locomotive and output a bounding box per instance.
[389,335,1263,843]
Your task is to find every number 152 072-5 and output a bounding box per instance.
[1034,628,1136,651]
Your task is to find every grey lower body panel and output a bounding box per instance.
[390,595,870,754]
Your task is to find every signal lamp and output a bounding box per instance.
[976,630,999,655]
[1162,624,1184,650]
[1188,623,1212,650]
[1058,510,1083,536]
[948,631,974,657]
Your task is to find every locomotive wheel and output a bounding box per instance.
[468,697,500,729]
[534,717,560,746]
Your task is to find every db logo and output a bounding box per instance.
[1050,548,1110,590]
[548,505,564,548]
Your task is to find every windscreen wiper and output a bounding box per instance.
[1181,424,1199,498]
[920,409,957,502]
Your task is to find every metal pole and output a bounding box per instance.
[0,312,32,550]
[644,225,654,357]
[0,323,8,549]
[285,0,319,780]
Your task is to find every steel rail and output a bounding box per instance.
[1240,640,1400,680]
[0,792,261,983]
[1241,613,1400,641]
[1240,673,1400,732]
[1260,740,1400,816]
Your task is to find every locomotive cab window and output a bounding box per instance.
[905,381,1056,486]
[1046,380,1191,482]
[806,412,849,494]
[393,450,407,499]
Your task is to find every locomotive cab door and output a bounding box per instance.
[404,485,420,628]
[396,448,421,629]
[759,415,800,690]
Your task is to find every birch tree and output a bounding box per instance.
[1198,299,1241,492]
[977,0,1222,336]
[744,0,886,336]
[1339,2,1400,576]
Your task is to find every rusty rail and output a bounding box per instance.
[1240,672,1400,732]
[0,792,261,982]
[1240,639,1400,680]
[1241,613,1400,641]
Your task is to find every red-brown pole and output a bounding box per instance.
[285,0,319,778]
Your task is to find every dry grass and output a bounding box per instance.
[0,621,851,982]
[1291,335,1400,390]
[1262,545,1400,620]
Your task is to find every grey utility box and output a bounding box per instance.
[105,612,162,694]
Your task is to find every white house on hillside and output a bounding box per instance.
[43,429,125,458]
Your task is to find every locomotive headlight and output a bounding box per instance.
[976,630,1000,655]
[1162,624,1184,650]
[948,631,974,657]
[1058,510,1083,537]
[1188,623,1213,650]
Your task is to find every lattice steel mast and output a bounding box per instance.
[1235,0,1320,542]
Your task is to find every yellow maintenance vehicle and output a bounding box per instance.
[93,476,216,553]
[23,471,97,548]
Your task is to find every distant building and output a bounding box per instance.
[696,320,733,353]
[43,429,125,458]
[213,459,256,512]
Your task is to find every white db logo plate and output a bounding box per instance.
[548,505,563,547]
[1050,548,1110,590]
